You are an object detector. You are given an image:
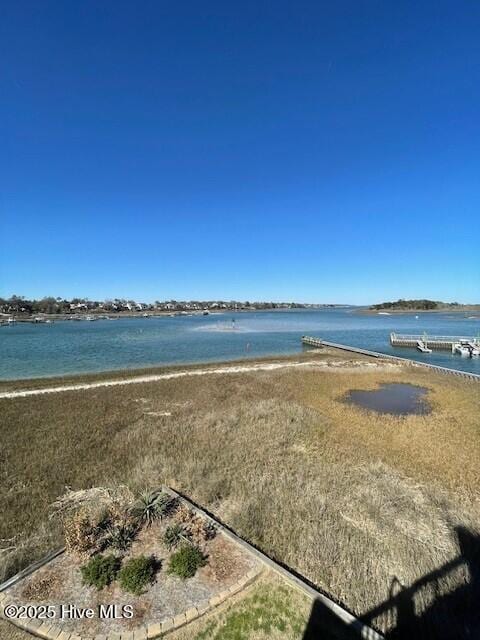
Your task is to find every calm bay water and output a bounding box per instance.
[1,308,479,380]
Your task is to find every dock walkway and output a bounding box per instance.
[301,336,480,382]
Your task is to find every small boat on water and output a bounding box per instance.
[85,315,98,321]
[453,340,479,357]
[458,340,480,357]
[454,343,470,356]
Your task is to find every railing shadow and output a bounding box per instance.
[302,526,480,639]
[302,598,362,639]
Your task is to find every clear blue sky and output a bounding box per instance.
[1,1,479,304]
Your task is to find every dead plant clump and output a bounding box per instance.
[21,570,61,600]
[58,487,136,559]
[50,486,134,519]
[63,508,104,558]
[173,504,216,546]
[203,536,249,583]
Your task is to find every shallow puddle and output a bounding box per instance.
[345,383,430,416]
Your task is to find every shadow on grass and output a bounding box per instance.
[302,526,480,639]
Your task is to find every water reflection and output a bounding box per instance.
[345,383,430,416]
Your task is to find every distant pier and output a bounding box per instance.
[301,336,324,348]
[301,336,480,381]
[390,332,479,352]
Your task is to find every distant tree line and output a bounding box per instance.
[370,299,460,311]
[0,295,73,315]
[0,295,323,315]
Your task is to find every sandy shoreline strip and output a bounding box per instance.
[0,359,394,400]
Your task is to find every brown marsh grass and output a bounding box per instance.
[1,351,479,634]
[0,619,32,640]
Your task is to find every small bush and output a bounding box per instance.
[80,554,120,590]
[130,491,173,527]
[118,555,156,595]
[163,523,189,550]
[168,545,207,579]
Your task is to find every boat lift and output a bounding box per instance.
[416,340,432,353]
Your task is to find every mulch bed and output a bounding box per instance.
[7,516,259,636]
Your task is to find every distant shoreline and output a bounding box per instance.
[0,306,349,323]
[358,306,480,316]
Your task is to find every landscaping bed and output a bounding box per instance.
[4,488,261,638]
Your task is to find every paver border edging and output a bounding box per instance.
[163,486,384,640]
[144,565,262,639]
[0,530,262,640]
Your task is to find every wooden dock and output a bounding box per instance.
[390,332,479,351]
[301,336,480,381]
[302,336,324,348]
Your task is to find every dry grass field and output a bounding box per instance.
[1,348,480,636]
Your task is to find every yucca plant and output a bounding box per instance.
[163,523,190,550]
[130,490,172,527]
[105,520,138,551]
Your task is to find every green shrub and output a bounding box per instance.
[163,523,189,550]
[80,554,120,590]
[118,555,156,595]
[130,490,173,527]
[167,545,206,579]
